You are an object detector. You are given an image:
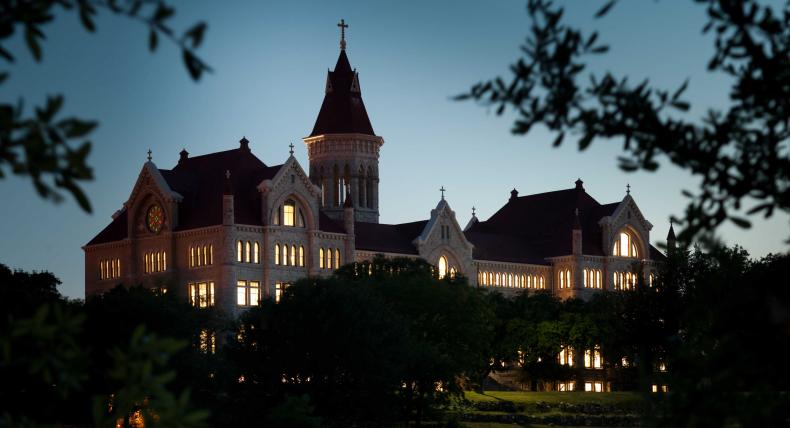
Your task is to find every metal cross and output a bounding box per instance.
[626,183,631,195]
[472,206,476,217]
[337,19,348,50]
[147,149,152,161]
[439,186,446,200]
[289,142,294,155]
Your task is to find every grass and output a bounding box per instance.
[465,390,642,406]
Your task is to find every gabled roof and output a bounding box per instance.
[86,146,283,245]
[354,220,428,255]
[465,184,620,262]
[310,50,375,136]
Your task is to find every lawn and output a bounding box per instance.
[465,390,642,406]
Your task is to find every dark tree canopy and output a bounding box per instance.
[459,0,790,244]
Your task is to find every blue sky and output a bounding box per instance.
[0,0,787,299]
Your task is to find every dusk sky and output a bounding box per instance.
[1,0,787,299]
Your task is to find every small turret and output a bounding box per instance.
[667,220,676,252]
[510,188,519,202]
[179,148,189,164]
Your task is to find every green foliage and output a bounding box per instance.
[0,0,211,212]
[459,0,790,243]
[264,395,322,428]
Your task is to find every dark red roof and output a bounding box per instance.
[310,50,375,136]
[354,220,427,255]
[464,187,620,262]
[319,211,346,233]
[86,209,128,245]
[87,147,283,245]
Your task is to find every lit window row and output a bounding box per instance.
[144,251,167,274]
[275,243,305,267]
[319,247,341,269]
[99,258,121,280]
[188,281,215,308]
[275,281,291,303]
[558,269,572,289]
[437,256,457,279]
[652,384,669,393]
[236,240,260,263]
[479,271,546,289]
[612,271,637,290]
[557,382,575,391]
[189,244,214,267]
[612,231,639,258]
[199,329,216,354]
[273,199,306,227]
[582,268,602,289]
[237,280,260,306]
[584,346,603,369]
[559,346,575,366]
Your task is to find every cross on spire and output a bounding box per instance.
[147,149,152,162]
[472,206,476,217]
[439,186,446,200]
[626,183,631,195]
[289,142,294,156]
[337,19,348,50]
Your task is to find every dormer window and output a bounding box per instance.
[274,199,306,227]
[612,231,639,258]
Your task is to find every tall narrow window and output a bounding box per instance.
[327,248,333,270]
[100,261,105,280]
[254,242,260,264]
[290,245,297,266]
[203,245,208,265]
[163,252,167,270]
[299,246,305,267]
[197,246,202,267]
[274,244,280,265]
[319,248,325,268]
[282,245,289,266]
[237,241,243,262]
[283,200,295,226]
[245,241,251,263]
[190,247,195,267]
[437,256,448,279]
[209,245,213,265]
[335,248,340,269]
[249,281,259,306]
[237,280,247,306]
[613,231,639,258]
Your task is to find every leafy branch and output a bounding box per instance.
[458,0,790,244]
[0,0,211,212]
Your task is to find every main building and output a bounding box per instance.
[83,28,671,319]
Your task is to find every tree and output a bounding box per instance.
[459,0,790,243]
[0,0,211,212]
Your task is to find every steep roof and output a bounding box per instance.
[310,50,375,136]
[86,146,283,245]
[464,184,620,262]
[354,220,428,255]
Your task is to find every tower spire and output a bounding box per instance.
[338,19,348,50]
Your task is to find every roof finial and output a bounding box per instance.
[626,183,631,195]
[439,186,446,200]
[472,206,476,217]
[289,142,294,156]
[147,149,152,162]
[337,19,348,50]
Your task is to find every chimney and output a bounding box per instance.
[223,170,234,225]
[572,208,582,255]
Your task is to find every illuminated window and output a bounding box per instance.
[249,281,259,306]
[283,200,295,226]
[209,245,213,265]
[282,244,288,266]
[190,247,195,267]
[163,252,166,270]
[202,245,208,265]
[649,272,655,287]
[189,281,215,308]
[658,361,667,372]
[245,241,251,263]
[612,231,639,258]
[237,241,243,262]
[558,346,574,366]
[275,244,280,265]
[275,282,291,303]
[584,346,603,369]
[596,270,602,289]
[299,246,305,267]
[558,382,575,391]
[237,280,247,306]
[652,384,658,393]
[290,245,297,266]
[319,248,325,268]
[327,248,333,270]
[237,280,260,306]
[495,272,500,286]
[508,273,513,287]
[254,242,260,263]
[335,248,340,269]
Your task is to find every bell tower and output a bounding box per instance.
[304,20,384,224]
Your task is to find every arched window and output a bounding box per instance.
[327,247,333,269]
[299,246,305,267]
[612,230,639,258]
[236,241,243,262]
[508,273,514,287]
[583,268,589,288]
[540,276,545,289]
[319,248,325,268]
[438,257,448,279]
[203,245,208,265]
[282,245,289,266]
[245,241,251,263]
[275,244,280,265]
[495,272,500,286]
[196,246,202,266]
[162,252,167,270]
[209,245,214,265]
[283,200,295,226]
[335,248,340,268]
[290,245,297,266]
[190,247,195,267]
[559,271,565,288]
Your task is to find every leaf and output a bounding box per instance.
[184,22,207,48]
[0,72,8,84]
[58,118,98,138]
[578,132,595,150]
[149,30,158,52]
[729,216,751,229]
[0,45,14,62]
[590,45,609,54]
[25,27,43,62]
[552,132,565,147]
[79,7,96,32]
[670,101,690,111]
[595,0,617,18]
